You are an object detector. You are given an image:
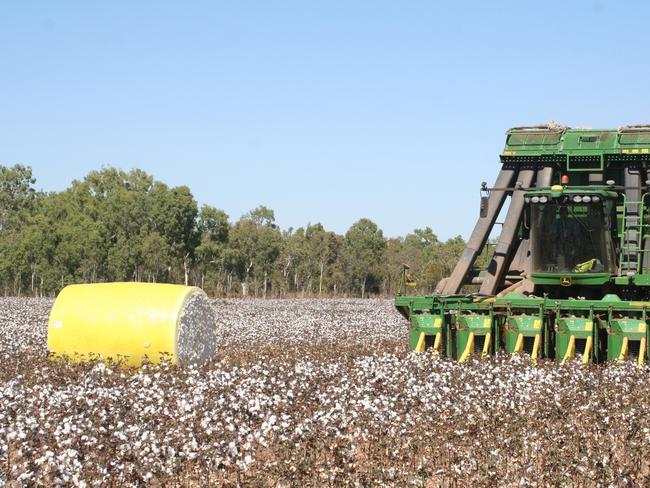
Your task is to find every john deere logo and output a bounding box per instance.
[560,276,572,286]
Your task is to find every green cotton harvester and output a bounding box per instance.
[396,124,650,365]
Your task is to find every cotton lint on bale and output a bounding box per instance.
[47,282,217,366]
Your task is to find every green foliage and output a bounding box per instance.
[229,209,282,297]
[383,227,466,294]
[344,218,386,298]
[0,164,37,231]
[0,165,466,297]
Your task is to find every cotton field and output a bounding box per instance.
[1,299,650,486]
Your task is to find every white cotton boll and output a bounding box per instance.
[227,442,238,456]
[7,296,650,485]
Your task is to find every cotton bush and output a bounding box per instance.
[1,298,649,486]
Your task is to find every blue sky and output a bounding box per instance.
[1,1,649,239]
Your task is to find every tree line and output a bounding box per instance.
[0,164,466,297]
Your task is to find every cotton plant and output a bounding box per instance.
[0,298,649,485]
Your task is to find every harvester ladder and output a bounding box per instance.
[619,194,650,274]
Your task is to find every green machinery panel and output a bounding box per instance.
[503,314,543,361]
[408,313,443,354]
[555,317,594,363]
[607,318,647,363]
[455,314,493,362]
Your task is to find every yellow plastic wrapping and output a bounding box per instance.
[47,282,213,366]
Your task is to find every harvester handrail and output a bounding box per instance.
[507,124,568,133]
[487,185,642,192]
[484,186,532,192]
[618,125,650,133]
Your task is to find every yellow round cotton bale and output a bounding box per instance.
[47,282,216,367]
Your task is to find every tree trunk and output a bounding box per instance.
[361,274,367,299]
[319,260,324,298]
[242,261,253,297]
[183,253,190,286]
[242,276,249,297]
[283,257,292,291]
[263,270,268,299]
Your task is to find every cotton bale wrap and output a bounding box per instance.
[47,283,217,366]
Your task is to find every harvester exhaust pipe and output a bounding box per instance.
[47,283,217,367]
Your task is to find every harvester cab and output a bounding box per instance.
[526,185,619,295]
[396,124,650,364]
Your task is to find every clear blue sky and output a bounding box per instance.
[1,1,649,240]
